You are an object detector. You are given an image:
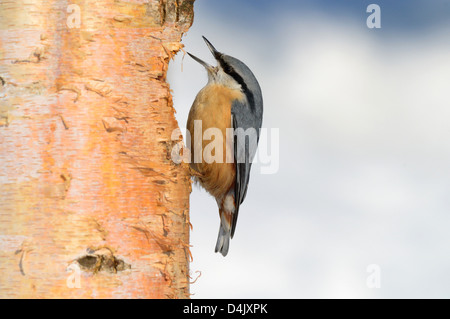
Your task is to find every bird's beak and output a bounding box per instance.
[187,36,221,71]
[187,52,213,70]
[202,36,221,60]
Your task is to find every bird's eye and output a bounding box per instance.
[222,64,232,74]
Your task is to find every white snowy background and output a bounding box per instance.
[167,0,450,298]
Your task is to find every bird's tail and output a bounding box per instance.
[215,223,231,257]
[215,210,232,256]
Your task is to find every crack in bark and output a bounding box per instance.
[76,248,130,274]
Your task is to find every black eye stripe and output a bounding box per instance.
[218,56,255,112]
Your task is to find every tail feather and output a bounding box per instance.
[215,223,231,256]
[215,193,236,257]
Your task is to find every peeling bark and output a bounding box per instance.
[0,0,194,299]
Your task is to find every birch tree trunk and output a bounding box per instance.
[0,0,194,298]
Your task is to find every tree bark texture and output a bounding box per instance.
[0,0,194,298]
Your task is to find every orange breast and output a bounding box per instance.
[187,84,245,199]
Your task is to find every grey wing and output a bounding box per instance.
[230,98,262,238]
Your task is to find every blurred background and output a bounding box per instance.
[167,0,450,298]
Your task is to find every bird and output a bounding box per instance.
[186,36,263,256]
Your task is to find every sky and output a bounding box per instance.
[167,0,450,298]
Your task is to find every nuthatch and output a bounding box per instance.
[186,37,263,256]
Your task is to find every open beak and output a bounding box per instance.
[187,52,212,70]
[202,36,221,60]
[187,36,221,70]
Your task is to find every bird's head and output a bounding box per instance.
[188,37,243,91]
[188,36,263,115]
